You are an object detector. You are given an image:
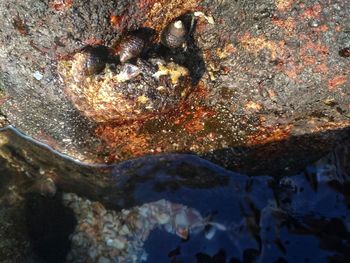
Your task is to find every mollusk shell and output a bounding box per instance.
[116,63,141,83]
[161,20,187,49]
[118,35,145,63]
[71,46,108,81]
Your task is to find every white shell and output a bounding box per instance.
[116,64,141,82]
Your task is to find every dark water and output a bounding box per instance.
[111,150,350,263]
[112,155,272,262]
[0,127,349,263]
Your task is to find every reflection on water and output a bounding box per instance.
[0,127,349,262]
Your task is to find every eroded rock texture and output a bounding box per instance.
[0,0,349,174]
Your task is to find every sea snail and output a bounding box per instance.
[71,19,190,81]
[117,34,145,63]
[71,45,108,78]
[161,20,187,49]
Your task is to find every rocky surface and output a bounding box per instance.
[0,0,349,175]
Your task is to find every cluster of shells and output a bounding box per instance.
[57,18,193,123]
[62,193,225,263]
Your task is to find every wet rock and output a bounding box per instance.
[0,202,33,262]
[58,57,191,123]
[25,193,76,263]
[0,0,349,175]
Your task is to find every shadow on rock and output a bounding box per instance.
[24,192,77,263]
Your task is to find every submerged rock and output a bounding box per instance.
[63,195,225,262]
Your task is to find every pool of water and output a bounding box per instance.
[0,127,349,262]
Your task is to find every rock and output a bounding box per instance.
[0,0,349,175]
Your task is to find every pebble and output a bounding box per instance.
[308,20,320,28]
[339,47,350,58]
[33,71,43,80]
[98,256,111,263]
